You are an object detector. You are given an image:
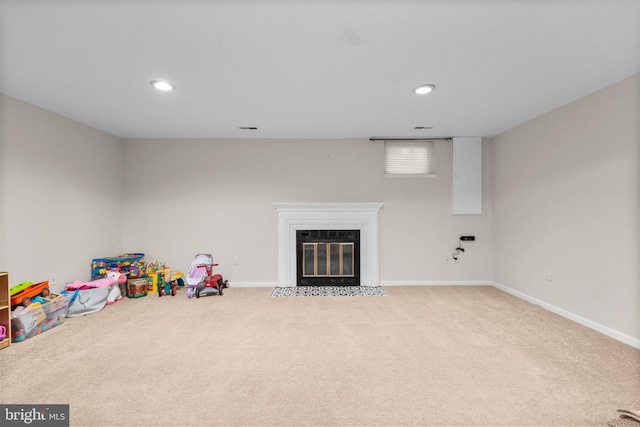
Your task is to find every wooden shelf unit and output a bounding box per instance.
[0,272,10,349]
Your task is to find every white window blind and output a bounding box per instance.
[384,140,435,177]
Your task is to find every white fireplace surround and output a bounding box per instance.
[272,203,384,287]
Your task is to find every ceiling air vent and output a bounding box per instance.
[414,126,433,130]
[239,126,258,130]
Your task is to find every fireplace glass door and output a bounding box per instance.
[296,230,360,286]
[303,242,354,278]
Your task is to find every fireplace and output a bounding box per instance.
[272,203,384,287]
[297,229,360,286]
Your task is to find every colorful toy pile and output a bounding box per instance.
[91,253,149,299]
[6,252,209,345]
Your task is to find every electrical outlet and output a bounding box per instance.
[460,236,475,241]
[232,257,239,266]
[50,274,56,287]
[545,271,553,282]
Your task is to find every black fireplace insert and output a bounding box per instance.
[296,230,360,286]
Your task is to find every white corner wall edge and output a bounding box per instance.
[492,281,640,349]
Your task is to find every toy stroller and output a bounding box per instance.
[186,254,228,298]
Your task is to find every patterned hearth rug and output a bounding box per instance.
[270,286,388,297]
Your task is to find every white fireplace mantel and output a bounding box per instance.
[272,202,384,287]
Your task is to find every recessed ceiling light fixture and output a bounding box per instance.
[413,84,435,95]
[150,80,174,91]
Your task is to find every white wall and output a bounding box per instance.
[0,93,492,289]
[2,75,637,344]
[0,94,125,290]
[122,138,493,284]
[492,73,640,342]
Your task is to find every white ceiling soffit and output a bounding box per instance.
[0,0,638,140]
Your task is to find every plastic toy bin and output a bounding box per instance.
[11,293,71,343]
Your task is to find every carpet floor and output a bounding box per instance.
[1,285,638,426]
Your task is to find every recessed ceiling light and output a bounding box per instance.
[413,84,435,95]
[150,80,174,91]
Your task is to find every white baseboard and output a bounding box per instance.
[380,281,492,286]
[235,281,493,287]
[235,281,493,288]
[228,282,277,288]
[492,281,640,350]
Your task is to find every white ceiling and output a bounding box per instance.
[1,0,639,140]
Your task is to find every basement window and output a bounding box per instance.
[384,140,435,178]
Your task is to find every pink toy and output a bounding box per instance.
[186,254,228,298]
[65,275,123,305]
[0,325,6,340]
[65,277,115,290]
